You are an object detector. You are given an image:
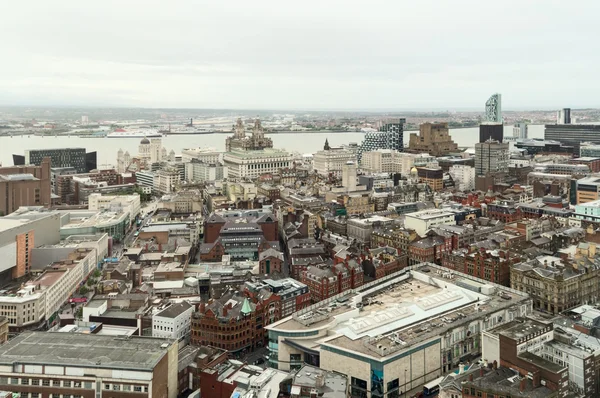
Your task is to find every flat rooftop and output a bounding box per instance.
[268,264,529,359]
[0,332,174,371]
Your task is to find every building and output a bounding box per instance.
[513,122,528,139]
[152,301,194,342]
[347,215,394,244]
[449,165,476,191]
[475,140,509,176]
[88,193,140,223]
[341,161,357,192]
[408,122,458,156]
[245,278,311,318]
[266,263,532,396]
[580,143,600,158]
[576,176,600,204]
[570,157,600,173]
[259,248,285,274]
[482,318,569,396]
[282,365,348,397]
[313,144,357,177]
[511,255,600,314]
[515,138,575,155]
[485,93,502,123]
[479,123,504,143]
[13,148,96,173]
[360,149,397,173]
[557,107,572,124]
[224,148,292,180]
[0,158,51,215]
[154,168,180,194]
[357,118,405,163]
[0,331,179,398]
[404,209,456,237]
[545,124,600,152]
[301,259,363,303]
[417,167,443,191]
[159,191,203,214]
[441,248,520,286]
[0,208,61,282]
[180,147,221,164]
[226,118,274,152]
[184,159,225,182]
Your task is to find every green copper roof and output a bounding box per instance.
[241,298,253,315]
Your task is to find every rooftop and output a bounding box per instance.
[0,332,175,371]
[155,301,193,319]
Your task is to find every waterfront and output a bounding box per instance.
[0,125,544,167]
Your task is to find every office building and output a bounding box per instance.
[513,122,528,139]
[511,255,600,314]
[449,165,476,191]
[359,149,397,173]
[557,107,571,124]
[357,118,405,163]
[341,161,357,192]
[267,263,532,396]
[0,158,51,216]
[180,147,221,164]
[88,193,141,223]
[417,167,443,191]
[408,122,458,156]
[576,176,600,204]
[580,143,600,158]
[485,93,502,123]
[570,157,600,173]
[545,124,600,153]
[154,168,180,194]
[13,148,96,173]
[244,278,311,318]
[226,118,273,152]
[313,143,357,177]
[184,159,225,182]
[475,140,509,176]
[0,331,179,398]
[223,148,292,180]
[152,301,194,342]
[479,123,504,143]
[404,209,455,236]
[515,139,575,155]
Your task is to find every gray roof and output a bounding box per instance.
[0,332,175,371]
[155,301,193,319]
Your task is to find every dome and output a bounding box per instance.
[140,137,150,144]
[410,166,418,173]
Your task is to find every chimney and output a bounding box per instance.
[493,360,498,370]
[468,374,473,382]
[532,372,541,388]
[519,378,526,392]
[223,306,228,317]
[199,301,206,313]
[479,367,484,377]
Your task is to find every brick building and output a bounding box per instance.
[301,258,363,303]
[259,248,285,275]
[442,248,521,286]
[0,157,51,215]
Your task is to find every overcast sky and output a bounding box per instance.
[1,0,598,110]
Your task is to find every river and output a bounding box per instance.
[0,125,544,167]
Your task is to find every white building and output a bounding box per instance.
[181,147,221,164]
[404,209,456,236]
[341,161,357,192]
[185,161,226,183]
[224,149,292,179]
[88,193,141,224]
[154,169,180,194]
[448,165,476,191]
[360,149,397,173]
[313,147,357,177]
[136,170,155,192]
[394,153,439,176]
[152,301,194,342]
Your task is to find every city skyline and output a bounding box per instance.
[1,1,599,109]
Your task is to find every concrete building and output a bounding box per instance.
[545,124,600,153]
[0,331,179,398]
[576,176,600,204]
[404,209,456,237]
[152,301,194,342]
[0,158,51,215]
[475,140,509,176]
[313,145,357,177]
[393,153,439,177]
[357,119,405,163]
[88,193,141,223]
[184,159,225,182]
[479,123,504,143]
[360,149,397,173]
[449,165,476,191]
[408,122,458,157]
[341,161,357,192]
[154,168,180,194]
[224,148,292,180]
[180,147,221,164]
[135,170,155,192]
[417,167,443,191]
[13,148,96,173]
[557,108,572,124]
[226,118,273,152]
[347,215,394,244]
[267,263,532,397]
[511,255,600,314]
[580,143,600,158]
[513,122,528,139]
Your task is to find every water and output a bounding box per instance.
[0,125,544,167]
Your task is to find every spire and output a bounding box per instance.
[324,138,330,150]
[240,298,253,315]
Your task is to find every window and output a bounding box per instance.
[20,378,28,385]
[123,385,131,391]
[52,380,60,386]
[134,386,143,392]
[84,381,92,389]
[64,380,71,387]
[113,384,120,391]
[105,384,111,390]
[42,379,50,386]
[144,386,149,392]
[0,377,6,385]
[10,378,17,385]
[31,394,39,398]
[31,379,39,386]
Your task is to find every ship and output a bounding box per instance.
[106,128,163,138]
[165,127,215,135]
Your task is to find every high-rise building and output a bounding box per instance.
[475,140,509,176]
[545,124,600,154]
[357,118,405,163]
[485,93,502,123]
[557,107,571,124]
[225,118,273,152]
[408,122,458,156]
[513,123,528,139]
[0,158,51,215]
[341,161,357,192]
[13,148,96,173]
[479,123,504,143]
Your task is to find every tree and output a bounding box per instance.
[93,269,101,278]
[79,286,89,295]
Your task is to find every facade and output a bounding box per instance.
[404,209,456,237]
[184,159,225,182]
[576,176,600,204]
[301,259,363,303]
[394,153,439,177]
[580,143,600,158]
[267,264,532,396]
[313,145,356,177]
[484,93,502,123]
[515,138,575,155]
[152,301,194,342]
[0,158,52,215]
[479,123,504,143]
[570,157,600,173]
[408,122,458,156]
[360,149,397,173]
[513,122,528,139]
[154,168,180,194]
[417,167,443,191]
[180,147,221,164]
[545,124,600,152]
[259,248,285,274]
[0,332,179,398]
[135,170,155,192]
[223,148,292,180]
[357,118,405,163]
[17,148,96,173]
[88,193,140,223]
[347,215,394,244]
[475,140,509,176]
[449,165,476,191]
[225,118,274,152]
[441,248,520,286]
[245,278,311,318]
[511,255,600,314]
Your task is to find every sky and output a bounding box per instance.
[1,0,598,110]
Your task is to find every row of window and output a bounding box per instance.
[1,378,147,393]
